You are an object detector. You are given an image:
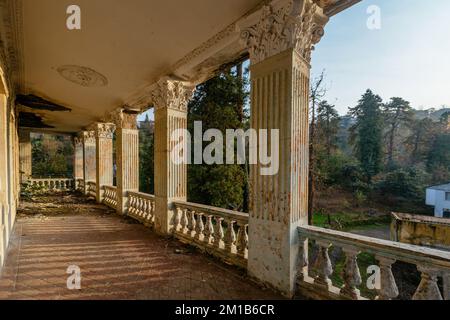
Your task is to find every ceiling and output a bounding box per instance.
[2,0,360,133]
[16,0,263,132]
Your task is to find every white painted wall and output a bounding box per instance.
[426,188,450,218]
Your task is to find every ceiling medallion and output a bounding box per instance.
[57,65,108,87]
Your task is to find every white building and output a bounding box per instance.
[426,183,450,218]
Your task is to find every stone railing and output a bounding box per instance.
[103,186,118,209]
[29,178,74,191]
[127,192,155,227]
[172,201,249,268]
[297,225,450,300]
[75,178,85,191]
[86,181,97,198]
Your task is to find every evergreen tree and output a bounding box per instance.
[187,68,249,210]
[349,89,383,182]
[139,114,154,194]
[383,97,413,166]
[405,118,434,164]
[317,100,340,157]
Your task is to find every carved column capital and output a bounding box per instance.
[74,135,83,147]
[94,123,116,139]
[82,130,96,145]
[152,78,195,112]
[239,0,329,65]
[110,108,139,130]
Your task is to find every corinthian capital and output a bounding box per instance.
[82,131,96,145]
[95,123,116,139]
[152,78,195,112]
[109,108,139,130]
[239,0,329,65]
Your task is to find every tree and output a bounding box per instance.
[405,118,434,164]
[383,97,413,166]
[187,67,249,210]
[349,89,383,182]
[317,100,340,157]
[139,114,154,194]
[308,71,327,225]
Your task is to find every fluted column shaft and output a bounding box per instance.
[114,110,139,215]
[240,0,329,297]
[95,123,115,203]
[18,129,31,183]
[74,135,83,189]
[82,131,96,195]
[153,79,194,235]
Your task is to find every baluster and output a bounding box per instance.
[443,271,450,301]
[173,207,181,232]
[413,265,443,300]
[297,235,309,283]
[181,208,188,234]
[312,241,333,290]
[213,217,224,249]
[195,213,204,241]
[375,256,399,300]
[203,215,214,245]
[130,195,136,215]
[235,222,247,258]
[143,199,149,221]
[188,210,197,238]
[137,198,143,218]
[224,219,236,253]
[340,246,362,300]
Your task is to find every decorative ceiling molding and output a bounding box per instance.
[57,65,108,88]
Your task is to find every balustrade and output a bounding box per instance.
[127,192,155,227]
[173,201,249,268]
[29,178,74,191]
[297,225,450,300]
[103,186,118,209]
[86,181,97,198]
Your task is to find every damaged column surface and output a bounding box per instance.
[94,123,115,204]
[153,79,195,235]
[82,130,96,195]
[18,129,32,183]
[239,0,329,297]
[112,109,139,215]
[73,135,84,190]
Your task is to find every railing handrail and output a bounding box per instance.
[30,178,73,181]
[104,185,117,190]
[128,191,155,200]
[173,200,249,223]
[299,225,450,270]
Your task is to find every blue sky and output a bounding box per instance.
[140,0,450,120]
[312,0,450,114]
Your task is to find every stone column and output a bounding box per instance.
[153,79,194,235]
[82,131,96,195]
[18,129,32,183]
[95,123,115,203]
[73,135,84,190]
[112,109,139,215]
[239,0,328,297]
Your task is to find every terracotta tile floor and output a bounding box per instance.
[0,194,282,300]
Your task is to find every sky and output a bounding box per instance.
[140,0,450,120]
[312,0,450,115]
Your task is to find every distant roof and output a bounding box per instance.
[427,183,450,192]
